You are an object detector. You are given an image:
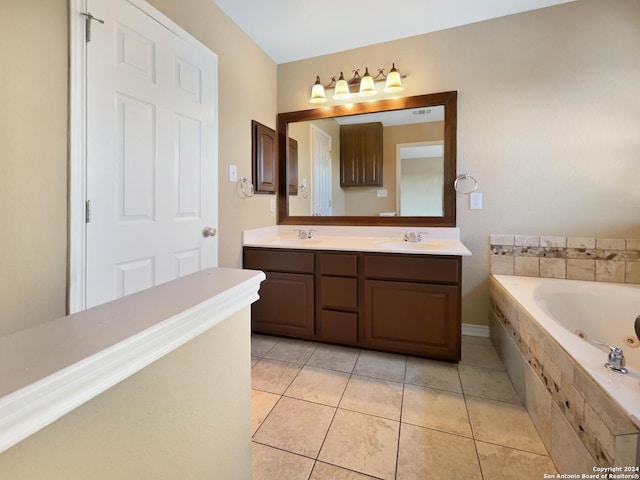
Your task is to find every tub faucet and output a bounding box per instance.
[589,339,628,374]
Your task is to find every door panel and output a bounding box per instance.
[86,0,218,308]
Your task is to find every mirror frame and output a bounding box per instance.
[277,91,457,226]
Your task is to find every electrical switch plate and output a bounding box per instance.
[376,189,388,198]
[470,192,483,210]
[229,164,238,182]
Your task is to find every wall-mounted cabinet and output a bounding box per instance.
[252,120,298,195]
[339,122,383,187]
[243,246,462,361]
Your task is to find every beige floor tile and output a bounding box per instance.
[253,396,335,458]
[459,364,521,404]
[404,356,462,393]
[466,396,547,455]
[339,374,403,421]
[309,462,379,480]
[251,389,280,435]
[264,337,318,364]
[396,423,482,480]
[461,343,505,370]
[402,383,472,437]
[318,409,399,480]
[353,350,406,383]
[251,334,280,357]
[252,442,314,480]
[251,355,260,367]
[307,344,361,373]
[476,441,558,480]
[251,358,301,395]
[285,366,350,407]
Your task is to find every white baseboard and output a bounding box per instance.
[462,323,490,338]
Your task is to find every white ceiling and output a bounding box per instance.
[211,0,575,64]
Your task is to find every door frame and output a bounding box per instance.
[68,0,217,313]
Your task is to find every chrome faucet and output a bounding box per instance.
[402,231,428,243]
[295,229,317,239]
[589,339,628,374]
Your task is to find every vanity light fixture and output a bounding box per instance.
[308,64,405,103]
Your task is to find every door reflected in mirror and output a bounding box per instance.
[277,92,457,226]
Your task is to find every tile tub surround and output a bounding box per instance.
[251,334,558,480]
[489,277,640,472]
[489,235,640,283]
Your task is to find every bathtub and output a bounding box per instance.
[492,275,640,429]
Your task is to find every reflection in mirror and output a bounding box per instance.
[277,92,457,226]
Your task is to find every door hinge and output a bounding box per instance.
[81,12,104,43]
[86,200,92,223]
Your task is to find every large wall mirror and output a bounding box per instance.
[277,92,457,226]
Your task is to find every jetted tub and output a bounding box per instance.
[534,280,640,371]
[491,275,640,429]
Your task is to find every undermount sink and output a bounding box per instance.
[377,240,451,250]
[269,238,324,246]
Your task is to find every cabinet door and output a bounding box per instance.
[358,122,383,186]
[252,272,314,338]
[363,280,460,360]
[252,120,276,194]
[339,122,382,187]
[288,137,298,195]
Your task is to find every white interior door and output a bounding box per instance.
[311,125,332,216]
[85,0,218,308]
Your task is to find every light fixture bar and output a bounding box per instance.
[309,64,406,103]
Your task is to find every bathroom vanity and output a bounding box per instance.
[243,227,470,361]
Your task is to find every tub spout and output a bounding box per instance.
[589,339,628,374]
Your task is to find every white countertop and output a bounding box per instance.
[0,267,265,454]
[243,226,472,256]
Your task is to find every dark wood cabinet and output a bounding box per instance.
[243,247,461,361]
[340,122,383,187]
[252,120,277,194]
[244,248,315,338]
[288,138,298,195]
[317,252,359,345]
[252,120,299,196]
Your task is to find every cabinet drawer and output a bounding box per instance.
[364,254,459,284]
[319,253,357,277]
[244,248,314,273]
[320,276,357,309]
[319,310,357,344]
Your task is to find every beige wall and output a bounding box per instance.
[0,309,253,480]
[0,0,276,337]
[0,0,69,336]
[278,0,640,326]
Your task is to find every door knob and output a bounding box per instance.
[202,226,217,238]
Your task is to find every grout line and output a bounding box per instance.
[252,335,556,478]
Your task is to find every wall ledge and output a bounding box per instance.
[0,268,265,454]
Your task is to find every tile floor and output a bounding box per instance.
[251,334,558,480]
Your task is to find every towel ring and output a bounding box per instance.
[453,174,478,194]
[239,176,255,197]
[298,185,309,199]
